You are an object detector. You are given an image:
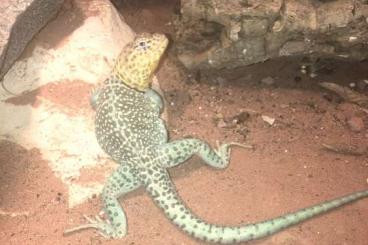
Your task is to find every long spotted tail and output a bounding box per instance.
[142,168,368,244]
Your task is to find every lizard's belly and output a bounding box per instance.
[95,89,167,162]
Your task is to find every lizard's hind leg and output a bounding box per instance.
[159,138,252,169]
[64,165,140,238]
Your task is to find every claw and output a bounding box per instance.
[82,214,95,223]
[216,140,253,150]
[228,142,254,149]
[63,214,115,239]
[63,222,99,235]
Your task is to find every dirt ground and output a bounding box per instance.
[1,0,367,244]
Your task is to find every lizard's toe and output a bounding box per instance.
[64,214,126,239]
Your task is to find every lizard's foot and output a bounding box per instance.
[215,141,253,166]
[63,214,126,239]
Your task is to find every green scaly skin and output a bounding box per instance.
[65,33,368,243]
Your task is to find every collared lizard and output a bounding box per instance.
[65,33,368,244]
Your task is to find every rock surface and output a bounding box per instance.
[0,0,136,207]
[175,0,368,70]
[0,0,64,79]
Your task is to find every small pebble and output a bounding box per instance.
[262,115,275,125]
[347,116,365,132]
[216,77,228,86]
[230,112,250,124]
[217,119,227,128]
[356,80,368,91]
[261,76,275,85]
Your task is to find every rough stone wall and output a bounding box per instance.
[174,0,368,70]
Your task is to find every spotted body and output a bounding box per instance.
[65,33,368,243]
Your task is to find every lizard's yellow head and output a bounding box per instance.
[113,33,169,91]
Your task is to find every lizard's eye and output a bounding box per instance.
[138,41,149,50]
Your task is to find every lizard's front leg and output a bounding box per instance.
[89,87,101,110]
[64,165,140,238]
[144,88,164,112]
